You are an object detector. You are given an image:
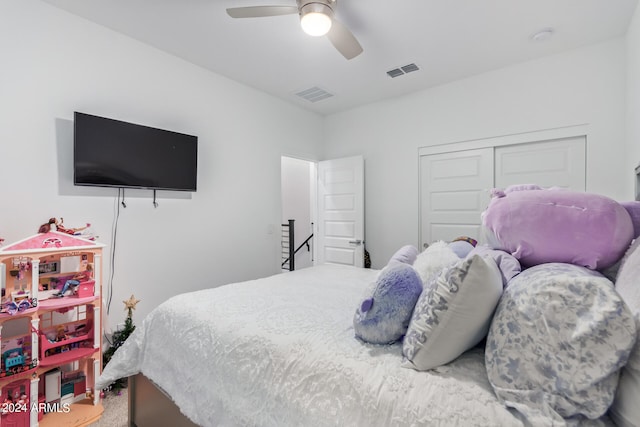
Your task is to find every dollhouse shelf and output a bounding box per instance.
[0,366,37,385]
[0,297,98,320]
[0,306,38,320]
[38,296,98,311]
[38,348,97,367]
[40,328,92,358]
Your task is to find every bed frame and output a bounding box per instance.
[128,374,198,427]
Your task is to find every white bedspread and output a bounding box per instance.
[98,264,525,426]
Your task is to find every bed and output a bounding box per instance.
[97,188,640,427]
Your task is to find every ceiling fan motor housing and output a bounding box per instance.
[297,0,336,17]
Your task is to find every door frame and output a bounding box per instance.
[281,154,366,268]
[280,155,318,270]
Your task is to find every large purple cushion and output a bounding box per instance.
[482,187,633,269]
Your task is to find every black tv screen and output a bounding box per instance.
[74,112,198,191]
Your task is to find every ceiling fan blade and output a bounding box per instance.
[226,6,298,19]
[326,19,363,60]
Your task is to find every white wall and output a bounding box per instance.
[0,1,323,330]
[628,4,640,189]
[323,39,628,268]
[281,157,314,270]
[1,2,636,327]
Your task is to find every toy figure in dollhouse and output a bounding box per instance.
[37,217,96,239]
[54,264,93,298]
[56,326,68,342]
[14,258,30,283]
[38,217,89,234]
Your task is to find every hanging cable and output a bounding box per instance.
[104,188,123,347]
[107,188,122,315]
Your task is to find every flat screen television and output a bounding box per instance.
[74,112,198,191]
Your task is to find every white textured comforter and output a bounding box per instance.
[98,264,524,427]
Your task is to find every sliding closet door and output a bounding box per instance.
[494,136,586,190]
[419,148,493,249]
[419,133,587,249]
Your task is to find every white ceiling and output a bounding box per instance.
[43,0,638,116]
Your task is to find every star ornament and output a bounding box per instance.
[124,294,140,311]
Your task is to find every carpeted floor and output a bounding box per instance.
[90,389,128,427]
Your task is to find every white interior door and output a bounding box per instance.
[419,148,493,249]
[494,136,586,190]
[316,155,364,267]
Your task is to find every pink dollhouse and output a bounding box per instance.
[0,231,105,426]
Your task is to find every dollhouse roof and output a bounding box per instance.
[0,231,105,255]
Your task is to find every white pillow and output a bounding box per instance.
[402,255,503,371]
[412,241,460,286]
[610,238,640,427]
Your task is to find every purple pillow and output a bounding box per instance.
[466,245,521,286]
[482,187,633,269]
[448,240,475,258]
[388,245,418,266]
[620,201,640,239]
[353,263,423,344]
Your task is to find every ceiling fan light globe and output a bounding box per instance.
[301,13,332,36]
[299,3,333,36]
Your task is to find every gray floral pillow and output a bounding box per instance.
[486,263,637,423]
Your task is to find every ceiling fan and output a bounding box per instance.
[226,0,363,60]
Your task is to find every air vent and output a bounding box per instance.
[401,63,419,73]
[295,86,334,103]
[387,63,420,78]
[386,68,404,78]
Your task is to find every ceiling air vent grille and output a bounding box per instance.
[401,63,419,73]
[295,86,334,103]
[387,63,420,78]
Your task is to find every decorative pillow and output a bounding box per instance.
[609,238,640,427]
[412,241,460,286]
[402,255,503,371]
[486,263,636,423]
[466,244,521,287]
[482,186,634,269]
[353,263,422,345]
[388,245,419,265]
